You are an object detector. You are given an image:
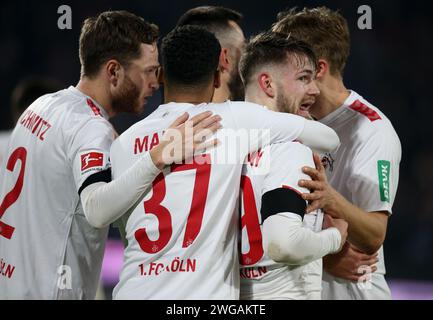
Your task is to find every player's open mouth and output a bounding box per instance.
[299,102,313,111]
[297,101,314,118]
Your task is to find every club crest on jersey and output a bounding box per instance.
[81,152,104,171]
[321,153,335,172]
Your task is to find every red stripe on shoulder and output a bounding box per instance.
[349,100,381,122]
[86,98,102,117]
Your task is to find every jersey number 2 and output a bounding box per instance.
[0,147,27,239]
[135,154,211,253]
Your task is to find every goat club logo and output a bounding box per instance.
[81,152,103,171]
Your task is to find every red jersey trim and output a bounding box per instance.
[86,98,102,117]
[349,100,381,122]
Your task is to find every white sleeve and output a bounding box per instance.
[230,101,339,153]
[260,143,341,265]
[69,118,114,193]
[347,128,401,214]
[263,213,341,265]
[299,119,340,154]
[80,152,161,228]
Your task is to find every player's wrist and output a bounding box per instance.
[149,144,167,170]
[326,188,347,219]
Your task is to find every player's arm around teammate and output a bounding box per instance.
[81,111,221,229]
[300,153,388,255]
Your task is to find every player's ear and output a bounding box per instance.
[258,73,275,98]
[316,59,329,80]
[214,69,221,89]
[106,60,122,87]
[219,48,230,73]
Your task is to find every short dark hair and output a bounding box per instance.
[177,6,242,42]
[79,10,159,78]
[11,77,63,123]
[239,31,317,87]
[272,7,350,77]
[161,25,221,88]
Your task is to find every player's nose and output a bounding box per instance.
[149,78,160,92]
[308,80,320,96]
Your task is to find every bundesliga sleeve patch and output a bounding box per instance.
[81,152,104,171]
[377,160,391,203]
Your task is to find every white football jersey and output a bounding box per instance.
[319,90,401,300]
[0,86,114,299]
[239,142,324,300]
[110,101,307,300]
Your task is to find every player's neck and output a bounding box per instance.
[245,88,276,111]
[76,78,114,117]
[312,77,350,120]
[212,81,230,103]
[164,86,214,105]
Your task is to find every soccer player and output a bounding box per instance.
[177,6,246,101]
[238,31,348,300]
[0,11,220,300]
[110,26,340,300]
[273,7,402,299]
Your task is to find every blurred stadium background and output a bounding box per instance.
[1,0,432,299]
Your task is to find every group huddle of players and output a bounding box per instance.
[0,6,401,300]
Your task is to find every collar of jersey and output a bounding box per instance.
[67,86,110,120]
[319,90,359,127]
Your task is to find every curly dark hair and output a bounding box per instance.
[161,25,221,88]
[239,31,317,87]
[79,10,159,78]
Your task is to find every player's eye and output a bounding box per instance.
[144,67,159,77]
[298,75,311,83]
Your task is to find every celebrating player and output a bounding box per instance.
[0,11,221,299]
[110,25,340,300]
[238,31,347,300]
[273,7,402,300]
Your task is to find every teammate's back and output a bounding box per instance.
[0,86,113,299]
[111,25,339,300]
[112,99,309,299]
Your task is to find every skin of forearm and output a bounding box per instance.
[328,191,387,255]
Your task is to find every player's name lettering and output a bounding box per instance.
[0,257,16,279]
[19,109,52,141]
[247,149,263,167]
[139,257,196,276]
[240,266,267,279]
[166,304,200,318]
[134,132,161,154]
